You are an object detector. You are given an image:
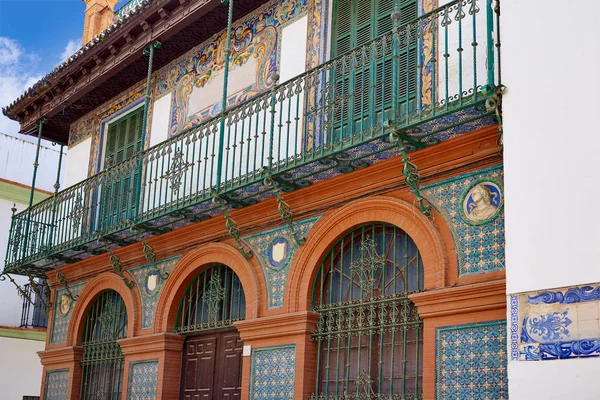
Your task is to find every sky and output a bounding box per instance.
[0,0,126,137]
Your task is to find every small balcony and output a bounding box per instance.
[4,0,501,276]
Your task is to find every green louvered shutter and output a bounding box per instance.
[101,108,144,229]
[331,0,418,141]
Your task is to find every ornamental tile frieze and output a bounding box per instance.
[421,165,505,276]
[50,281,86,344]
[510,284,600,361]
[129,256,179,330]
[242,216,320,309]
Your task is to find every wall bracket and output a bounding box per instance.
[130,224,169,280]
[56,270,79,301]
[262,168,306,246]
[108,250,135,288]
[212,191,253,259]
[0,272,37,308]
[485,84,506,148]
[390,131,432,218]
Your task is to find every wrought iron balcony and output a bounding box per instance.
[5,0,501,276]
[113,0,146,21]
[20,281,49,329]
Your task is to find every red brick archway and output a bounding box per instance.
[153,242,260,334]
[285,196,447,312]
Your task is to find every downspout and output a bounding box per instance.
[215,0,235,188]
[134,41,161,223]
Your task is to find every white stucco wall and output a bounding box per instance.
[503,0,600,398]
[64,136,92,188]
[149,93,173,148]
[0,132,65,193]
[0,336,45,398]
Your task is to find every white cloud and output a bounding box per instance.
[0,37,22,65]
[59,38,81,63]
[0,37,42,136]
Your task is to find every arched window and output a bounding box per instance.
[311,223,424,398]
[175,264,246,333]
[80,290,128,399]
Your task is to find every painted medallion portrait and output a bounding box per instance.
[59,293,72,315]
[462,181,503,224]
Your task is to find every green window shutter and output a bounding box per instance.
[332,0,416,58]
[104,107,144,168]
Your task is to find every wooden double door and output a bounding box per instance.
[180,329,243,400]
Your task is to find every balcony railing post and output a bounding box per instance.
[5,204,17,268]
[486,0,495,87]
[22,119,46,261]
[268,74,280,171]
[216,0,235,189]
[48,144,64,251]
[134,41,161,223]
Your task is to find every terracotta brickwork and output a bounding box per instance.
[39,126,506,400]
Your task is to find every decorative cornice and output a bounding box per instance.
[410,279,506,318]
[38,345,84,366]
[234,311,319,341]
[118,332,185,356]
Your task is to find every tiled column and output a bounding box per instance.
[410,279,507,400]
[235,311,319,400]
[38,346,84,400]
[118,333,185,400]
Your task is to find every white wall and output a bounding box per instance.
[503,0,600,294]
[0,132,65,193]
[0,336,45,398]
[503,0,600,398]
[64,136,92,189]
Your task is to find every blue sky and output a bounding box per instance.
[0,0,126,136]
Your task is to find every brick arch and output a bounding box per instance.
[66,272,139,346]
[285,196,447,312]
[153,242,260,334]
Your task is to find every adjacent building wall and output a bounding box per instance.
[0,333,46,399]
[503,0,600,398]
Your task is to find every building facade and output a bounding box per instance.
[0,132,65,399]
[2,0,511,399]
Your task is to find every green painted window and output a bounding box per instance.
[104,107,143,168]
[330,0,418,142]
[100,107,143,228]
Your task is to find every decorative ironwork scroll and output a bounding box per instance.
[56,270,79,301]
[130,224,169,280]
[160,147,192,193]
[202,269,227,322]
[485,84,507,148]
[108,250,135,288]
[212,191,253,259]
[263,170,306,246]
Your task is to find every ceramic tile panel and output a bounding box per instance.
[127,360,159,400]
[44,369,70,400]
[421,165,505,276]
[50,281,86,344]
[510,284,600,361]
[243,216,320,309]
[250,345,296,400]
[436,320,508,400]
[129,256,179,330]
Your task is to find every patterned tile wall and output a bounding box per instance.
[510,283,600,361]
[129,256,179,330]
[127,360,159,400]
[243,216,320,309]
[421,165,505,276]
[50,281,86,344]
[250,345,296,400]
[44,369,70,400]
[436,321,508,400]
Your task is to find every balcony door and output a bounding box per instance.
[330,0,417,142]
[100,107,144,230]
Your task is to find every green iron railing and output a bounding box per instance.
[113,0,145,20]
[5,0,500,273]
